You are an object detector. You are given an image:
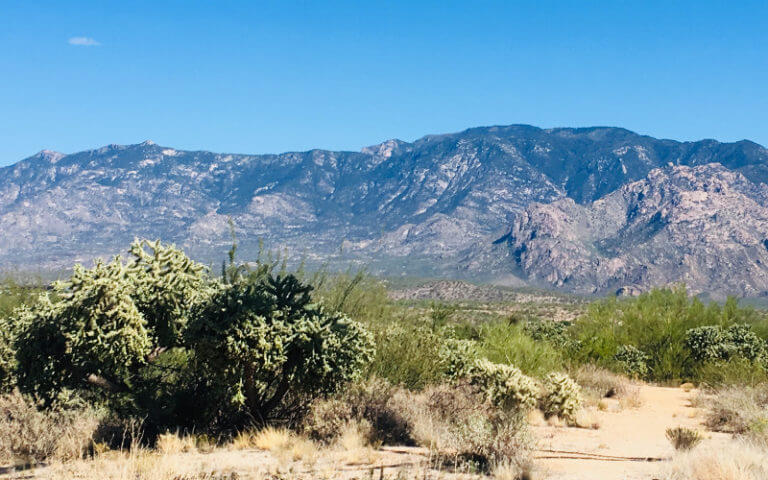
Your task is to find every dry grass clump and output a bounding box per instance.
[252,426,292,451]
[571,364,630,402]
[665,427,703,451]
[618,385,643,410]
[703,384,768,444]
[45,447,247,480]
[572,408,601,430]
[665,439,768,480]
[229,426,319,465]
[155,432,197,454]
[492,458,535,480]
[0,390,102,465]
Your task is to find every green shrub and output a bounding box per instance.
[10,240,377,434]
[366,321,447,390]
[695,358,768,387]
[540,372,582,421]
[479,321,565,377]
[440,337,480,381]
[686,324,767,364]
[0,318,16,392]
[524,319,574,349]
[14,240,212,407]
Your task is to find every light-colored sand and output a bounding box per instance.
[532,385,731,480]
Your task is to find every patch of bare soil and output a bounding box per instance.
[532,385,731,480]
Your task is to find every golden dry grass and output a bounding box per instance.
[155,432,197,454]
[665,440,768,480]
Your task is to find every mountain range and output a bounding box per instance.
[3,125,768,297]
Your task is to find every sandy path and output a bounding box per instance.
[532,385,731,480]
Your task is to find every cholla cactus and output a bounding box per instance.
[467,359,538,411]
[614,345,650,378]
[540,372,581,421]
[439,338,479,381]
[685,325,728,362]
[186,273,376,420]
[685,324,767,364]
[13,239,212,405]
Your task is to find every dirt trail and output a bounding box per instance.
[532,385,730,480]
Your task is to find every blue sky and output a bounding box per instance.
[1,1,766,165]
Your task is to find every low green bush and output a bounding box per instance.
[479,321,565,378]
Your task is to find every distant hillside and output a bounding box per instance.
[2,125,768,297]
[497,164,768,297]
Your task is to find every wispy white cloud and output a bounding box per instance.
[68,37,101,47]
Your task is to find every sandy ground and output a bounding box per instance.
[531,385,731,480]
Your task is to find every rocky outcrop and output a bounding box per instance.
[499,164,768,297]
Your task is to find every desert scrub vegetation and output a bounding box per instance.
[304,379,532,473]
[702,383,768,445]
[564,286,768,383]
[0,240,543,474]
[0,389,102,465]
[0,239,375,440]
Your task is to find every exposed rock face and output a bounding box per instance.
[2,125,768,297]
[499,164,768,297]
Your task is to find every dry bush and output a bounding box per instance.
[665,427,703,451]
[665,440,768,480]
[0,390,101,465]
[304,380,531,472]
[397,383,531,472]
[571,364,629,402]
[703,384,768,444]
[303,377,411,446]
[492,458,535,480]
